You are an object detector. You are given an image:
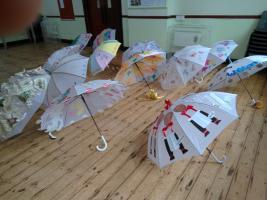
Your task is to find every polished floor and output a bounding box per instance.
[0,43,266,200]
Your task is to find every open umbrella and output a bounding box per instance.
[93,28,116,50]
[194,40,238,82]
[148,91,239,168]
[115,41,166,99]
[89,40,121,75]
[71,33,92,50]
[208,55,267,108]
[0,67,49,140]
[159,45,210,90]
[38,80,126,151]
[43,45,89,107]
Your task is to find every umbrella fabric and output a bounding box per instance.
[158,45,210,89]
[39,80,126,134]
[71,33,92,50]
[208,55,267,90]
[93,28,116,50]
[194,40,238,80]
[115,41,166,85]
[0,67,49,140]
[90,40,121,75]
[43,45,89,107]
[148,91,238,168]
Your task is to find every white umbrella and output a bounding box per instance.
[194,40,238,82]
[0,67,49,140]
[43,45,89,107]
[159,45,210,90]
[148,91,239,168]
[72,33,92,50]
[209,55,267,107]
[38,80,126,151]
[89,40,121,75]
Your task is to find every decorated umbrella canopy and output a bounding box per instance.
[43,45,89,107]
[0,67,49,140]
[159,45,210,90]
[71,33,92,50]
[115,41,166,99]
[89,40,121,75]
[38,80,126,151]
[93,28,116,50]
[208,55,267,108]
[148,92,239,168]
[194,40,238,82]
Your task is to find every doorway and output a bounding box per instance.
[83,0,123,44]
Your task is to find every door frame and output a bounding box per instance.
[82,0,124,45]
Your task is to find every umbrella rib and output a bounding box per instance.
[52,71,86,79]
[51,56,87,72]
[50,75,63,94]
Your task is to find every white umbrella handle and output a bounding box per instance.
[207,148,227,164]
[210,152,227,164]
[194,76,204,84]
[48,132,57,139]
[96,135,108,152]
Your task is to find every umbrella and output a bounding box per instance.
[0,67,49,140]
[43,45,89,107]
[208,55,267,108]
[194,40,238,82]
[115,41,166,99]
[38,80,126,151]
[71,33,92,50]
[158,45,210,90]
[148,91,239,168]
[93,28,116,50]
[89,40,121,75]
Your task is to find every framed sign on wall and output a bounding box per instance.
[128,0,166,8]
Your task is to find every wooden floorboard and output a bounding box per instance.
[0,43,266,200]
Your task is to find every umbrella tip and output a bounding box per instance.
[145,89,163,100]
[252,100,264,109]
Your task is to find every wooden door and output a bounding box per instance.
[83,0,123,43]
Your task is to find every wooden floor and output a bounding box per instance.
[0,43,267,200]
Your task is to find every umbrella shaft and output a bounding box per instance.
[81,95,103,137]
[135,63,151,89]
[237,74,254,101]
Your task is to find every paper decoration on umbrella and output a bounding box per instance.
[43,45,89,107]
[208,55,267,108]
[89,40,121,75]
[115,41,166,100]
[71,33,92,50]
[0,67,50,140]
[194,40,238,82]
[148,92,239,168]
[159,45,210,90]
[38,80,126,151]
[93,28,116,50]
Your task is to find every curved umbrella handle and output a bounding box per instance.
[96,135,108,152]
[194,76,204,84]
[48,132,57,139]
[210,152,227,164]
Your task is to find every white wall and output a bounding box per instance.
[41,0,87,40]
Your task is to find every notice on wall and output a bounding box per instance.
[129,0,166,8]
